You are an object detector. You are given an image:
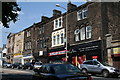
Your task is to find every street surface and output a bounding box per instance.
[0,68,120,80]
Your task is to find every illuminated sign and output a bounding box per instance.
[92,56,98,59]
[113,47,120,54]
[48,50,67,56]
[14,53,22,56]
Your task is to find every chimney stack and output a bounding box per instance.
[67,2,77,12]
[41,16,49,22]
[53,9,61,17]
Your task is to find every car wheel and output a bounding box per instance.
[12,66,14,69]
[28,67,31,70]
[102,70,109,77]
[17,66,19,69]
[82,69,87,74]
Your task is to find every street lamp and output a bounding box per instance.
[56,4,68,62]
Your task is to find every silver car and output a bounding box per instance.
[80,60,120,77]
[33,62,42,70]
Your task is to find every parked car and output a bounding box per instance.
[33,62,42,70]
[2,62,12,68]
[80,60,120,77]
[22,62,33,70]
[11,63,22,69]
[33,63,92,80]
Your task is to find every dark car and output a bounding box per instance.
[33,64,92,80]
[22,62,33,70]
[11,63,22,69]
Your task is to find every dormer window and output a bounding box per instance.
[54,17,63,30]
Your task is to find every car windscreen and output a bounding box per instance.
[52,64,81,74]
[35,62,42,65]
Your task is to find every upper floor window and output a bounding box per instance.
[86,26,92,39]
[38,40,43,48]
[54,17,63,30]
[25,41,31,50]
[53,36,56,45]
[74,29,80,41]
[81,27,85,40]
[74,25,92,41]
[39,26,44,34]
[52,29,65,47]
[77,7,88,20]
[57,34,60,44]
[27,30,31,37]
[60,33,64,44]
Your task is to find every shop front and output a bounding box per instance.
[69,40,102,66]
[112,47,120,69]
[13,53,23,64]
[23,54,33,64]
[48,47,68,63]
[33,50,48,63]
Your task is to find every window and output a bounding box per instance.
[27,30,31,37]
[86,26,92,39]
[60,33,64,44]
[38,40,43,48]
[74,29,80,41]
[53,36,56,45]
[59,18,62,27]
[77,10,82,20]
[52,29,65,47]
[83,8,87,19]
[83,61,93,65]
[81,27,85,40]
[57,35,60,44]
[39,26,44,34]
[25,42,31,50]
[77,7,88,20]
[54,17,62,30]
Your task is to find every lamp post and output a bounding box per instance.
[56,4,68,62]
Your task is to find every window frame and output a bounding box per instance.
[54,17,63,30]
[86,26,92,39]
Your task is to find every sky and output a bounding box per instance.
[0,1,86,48]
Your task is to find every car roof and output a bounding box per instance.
[43,63,72,67]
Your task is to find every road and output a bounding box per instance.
[0,68,120,80]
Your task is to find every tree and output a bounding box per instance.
[2,2,21,28]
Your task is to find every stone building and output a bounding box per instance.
[6,2,120,69]
[6,33,15,63]
[13,31,24,64]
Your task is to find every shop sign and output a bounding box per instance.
[14,53,23,58]
[78,46,99,52]
[14,53,22,56]
[48,50,67,56]
[39,51,43,56]
[113,47,120,54]
[92,56,98,59]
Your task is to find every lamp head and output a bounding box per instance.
[56,4,60,7]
